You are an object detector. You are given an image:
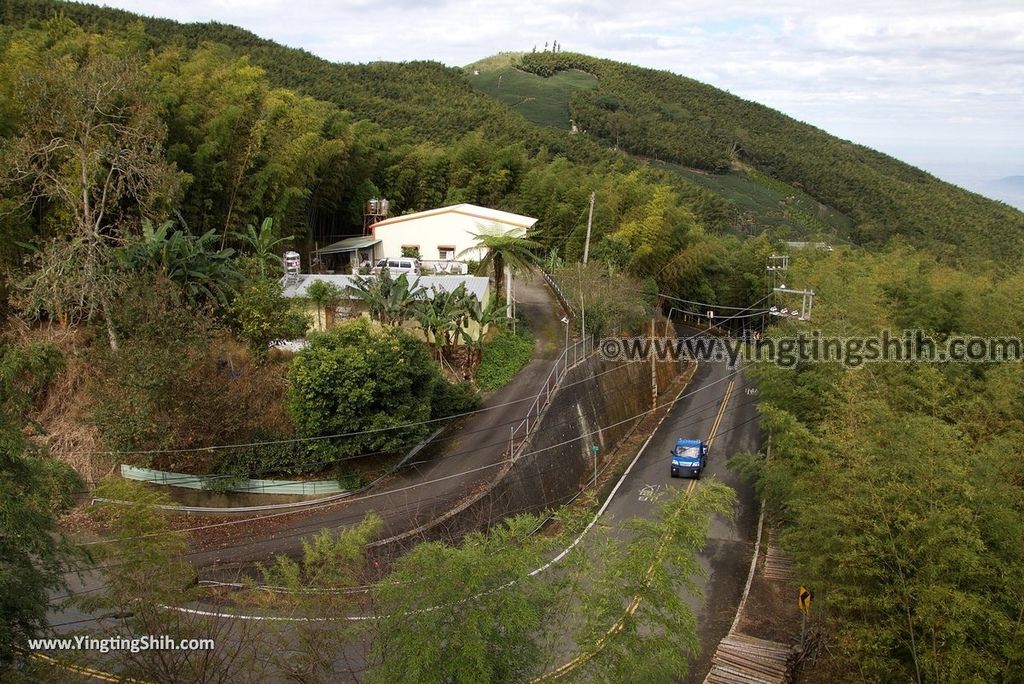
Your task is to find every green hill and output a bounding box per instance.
[480,51,1024,265]
[467,62,597,130]
[3,0,1022,264]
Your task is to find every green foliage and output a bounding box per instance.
[368,515,557,684]
[552,262,654,337]
[515,51,1024,263]
[430,378,479,418]
[82,479,260,681]
[462,229,542,300]
[229,277,308,360]
[475,321,534,391]
[116,219,242,308]
[287,319,440,461]
[347,271,425,326]
[0,342,81,669]
[303,279,342,330]
[577,482,736,682]
[233,217,292,277]
[400,245,421,259]
[469,65,597,129]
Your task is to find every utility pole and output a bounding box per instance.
[650,317,658,410]
[583,191,595,264]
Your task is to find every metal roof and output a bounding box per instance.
[370,203,538,230]
[315,237,381,255]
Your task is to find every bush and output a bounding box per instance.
[475,324,534,391]
[431,379,479,419]
[230,278,308,360]
[288,319,441,461]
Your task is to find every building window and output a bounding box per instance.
[401,244,421,259]
[438,245,456,260]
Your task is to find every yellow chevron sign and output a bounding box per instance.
[799,585,812,614]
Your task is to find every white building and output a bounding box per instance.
[371,203,538,267]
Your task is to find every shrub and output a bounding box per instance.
[431,379,479,419]
[475,324,534,392]
[288,319,441,461]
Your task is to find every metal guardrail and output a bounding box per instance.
[541,271,577,318]
[508,332,594,462]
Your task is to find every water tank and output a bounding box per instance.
[380,198,389,216]
[283,251,301,274]
[367,198,379,214]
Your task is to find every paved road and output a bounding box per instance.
[47,308,760,684]
[47,270,565,630]
[590,353,761,682]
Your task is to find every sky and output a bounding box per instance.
[105,1,1024,209]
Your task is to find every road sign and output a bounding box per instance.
[591,445,600,453]
[798,585,812,614]
[707,310,715,319]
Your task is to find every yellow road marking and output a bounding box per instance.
[32,652,133,682]
[535,378,737,681]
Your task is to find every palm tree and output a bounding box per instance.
[460,293,503,373]
[233,217,293,277]
[415,283,471,360]
[459,228,542,303]
[347,271,425,326]
[305,280,342,329]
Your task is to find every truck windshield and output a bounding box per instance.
[674,446,700,460]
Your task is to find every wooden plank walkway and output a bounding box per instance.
[704,633,796,684]
[762,531,796,582]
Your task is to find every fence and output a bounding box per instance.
[508,334,594,462]
[541,271,577,318]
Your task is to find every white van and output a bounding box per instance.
[373,257,421,276]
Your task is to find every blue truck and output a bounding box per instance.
[671,438,708,479]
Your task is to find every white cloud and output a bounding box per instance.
[103,0,1023,197]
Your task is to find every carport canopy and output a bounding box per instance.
[315,236,381,255]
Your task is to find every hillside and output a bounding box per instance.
[466,59,597,130]
[481,51,1024,265]
[5,2,1023,265]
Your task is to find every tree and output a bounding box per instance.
[258,514,381,681]
[233,217,292,278]
[0,342,81,668]
[116,220,241,309]
[1,49,181,349]
[230,278,309,361]
[347,271,426,326]
[81,480,266,682]
[415,283,471,361]
[460,228,541,303]
[368,515,559,684]
[460,293,503,373]
[287,319,440,460]
[305,280,342,330]
[573,482,735,683]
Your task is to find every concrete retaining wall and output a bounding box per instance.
[381,354,682,549]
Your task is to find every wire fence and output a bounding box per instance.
[508,334,594,462]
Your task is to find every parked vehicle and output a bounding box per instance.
[670,438,707,479]
[373,257,421,276]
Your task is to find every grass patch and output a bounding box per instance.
[469,66,597,129]
[654,160,854,239]
[475,323,534,392]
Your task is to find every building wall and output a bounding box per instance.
[373,213,527,262]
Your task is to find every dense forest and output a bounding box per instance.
[0,1,1023,682]
[516,51,1024,264]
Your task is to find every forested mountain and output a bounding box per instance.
[1,3,1023,682]
[509,51,1024,264]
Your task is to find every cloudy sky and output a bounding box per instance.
[106,1,1023,207]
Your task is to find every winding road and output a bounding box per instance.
[45,276,762,683]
